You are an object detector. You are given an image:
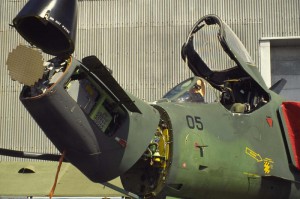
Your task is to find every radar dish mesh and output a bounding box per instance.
[6,45,44,86]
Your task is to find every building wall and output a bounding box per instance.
[271,45,300,100]
[0,0,299,160]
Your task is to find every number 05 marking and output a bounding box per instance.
[186,115,203,130]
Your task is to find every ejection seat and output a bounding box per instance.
[221,78,251,113]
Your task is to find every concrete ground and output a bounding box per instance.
[0,162,125,198]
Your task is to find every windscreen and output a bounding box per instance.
[162,77,219,104]
[163,78,193,99]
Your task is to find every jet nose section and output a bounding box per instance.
[13,0,78,56]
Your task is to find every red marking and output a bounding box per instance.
[266,117,273,127]
[194,142,199,149]
[119,139,127,148]
[281,102,300,170]
[115,137,127,148]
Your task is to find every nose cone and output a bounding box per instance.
[13,0,78,56]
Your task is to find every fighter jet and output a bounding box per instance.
[2,0,300,198]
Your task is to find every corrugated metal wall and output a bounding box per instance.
[0,0,58,161]
[1,0,299,160]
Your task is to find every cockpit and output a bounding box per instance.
[161,74,269,113]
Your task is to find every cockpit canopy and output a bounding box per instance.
[176,15,271,113]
